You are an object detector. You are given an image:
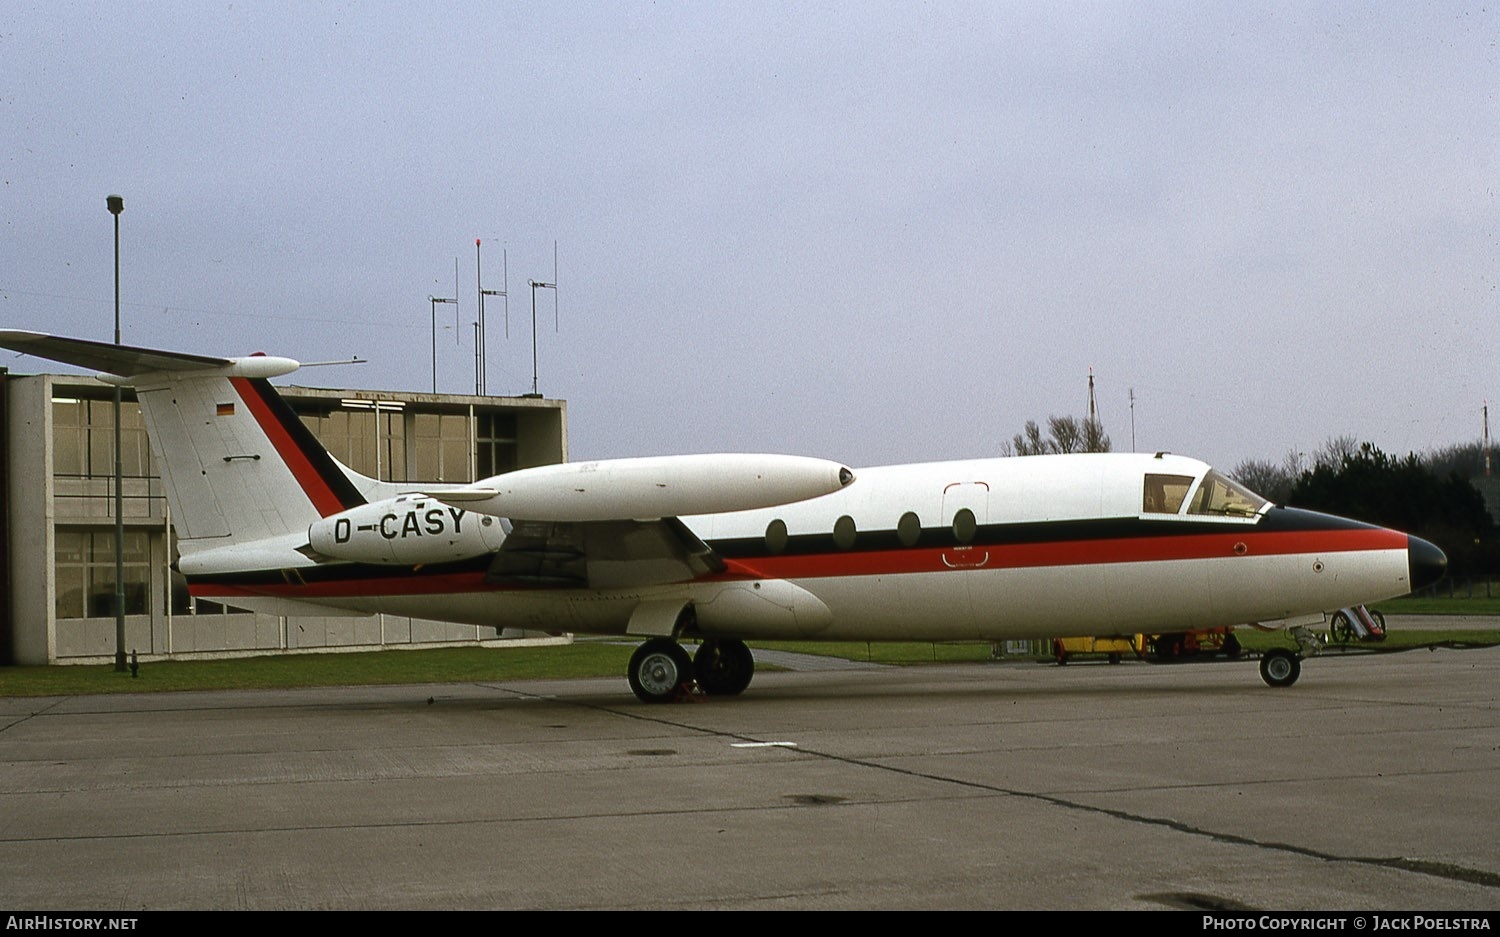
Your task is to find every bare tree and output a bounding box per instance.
[1012,420,1049,456]
[1230,457,1295,504]
[1009,415,1112,455]
[1315,434,1359,469]
[1425,441,1497,479]
[1049,415,1083,453]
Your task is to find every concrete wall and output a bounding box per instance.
[517,401,568,468]
[7,375,56,665]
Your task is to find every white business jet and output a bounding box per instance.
[0,331,1447,700]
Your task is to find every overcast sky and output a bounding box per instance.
[3,2,1496,473]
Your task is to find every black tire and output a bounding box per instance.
[628,639,693,703]
[1259,648,1301,688]
[1330,611,1355,644]
[1154,634,1184,661]
[694,639,755,696]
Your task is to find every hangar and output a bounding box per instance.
[0,367,567,665]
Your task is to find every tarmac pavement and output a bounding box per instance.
[2,634,1497,911]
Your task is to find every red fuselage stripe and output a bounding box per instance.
[189,527,1407,601]
[728,527,1403,579]
[230,376,345,518]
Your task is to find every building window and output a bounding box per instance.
[54,529,150,619]
[300,404,407,481]
[476,412,518,479]
[52,397,151,478]
[413,412,473,482]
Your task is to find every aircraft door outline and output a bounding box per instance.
[940,481,990,569]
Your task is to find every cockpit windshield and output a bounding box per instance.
[1186,470,1268,518]
[1142,474,1194,514]
[1143,469,1268,518]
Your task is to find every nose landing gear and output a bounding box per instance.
[1259,648,1301,687]
[1258,624,1324,688]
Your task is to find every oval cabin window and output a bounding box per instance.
[833,515,857,550]
[897,511,921,547]
[765,519,789,554]
[952,508,977,544]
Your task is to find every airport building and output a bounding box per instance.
[0,369,568,665]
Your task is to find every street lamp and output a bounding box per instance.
[106,195,126,673]
[429,295,456,393]
[527,278,555,397]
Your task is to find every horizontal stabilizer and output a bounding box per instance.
[0,330,297,380]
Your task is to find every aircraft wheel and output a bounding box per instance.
[1330,611,1355,644]
[1154,634,1184,661]
[694,639,755,696]
[1259,648,1301,688]
[628,639,694,703]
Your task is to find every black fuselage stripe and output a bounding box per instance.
[242,377,365,511]
[189,508,1376,589]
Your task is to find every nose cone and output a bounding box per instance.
[1408,535,1448,590]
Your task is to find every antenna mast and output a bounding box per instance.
[1486,399,1492,477]
[477,239,508,396]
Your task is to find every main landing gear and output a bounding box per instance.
[627,637,756,703]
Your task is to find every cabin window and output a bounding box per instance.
[765,519,789,554]
[952,508,977,544]
[833,515,857,550]
[1187,470,1268,518]
[1143,474,1194,514]
[897,511,921,547]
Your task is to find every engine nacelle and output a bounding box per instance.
[308,494,507,565]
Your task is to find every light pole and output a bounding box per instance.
[429,295,455,393]
[106,195,126,672]
[527,278,555,397]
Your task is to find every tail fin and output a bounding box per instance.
[0,331,371,555]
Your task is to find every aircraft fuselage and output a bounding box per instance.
[192,453,1430,644]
